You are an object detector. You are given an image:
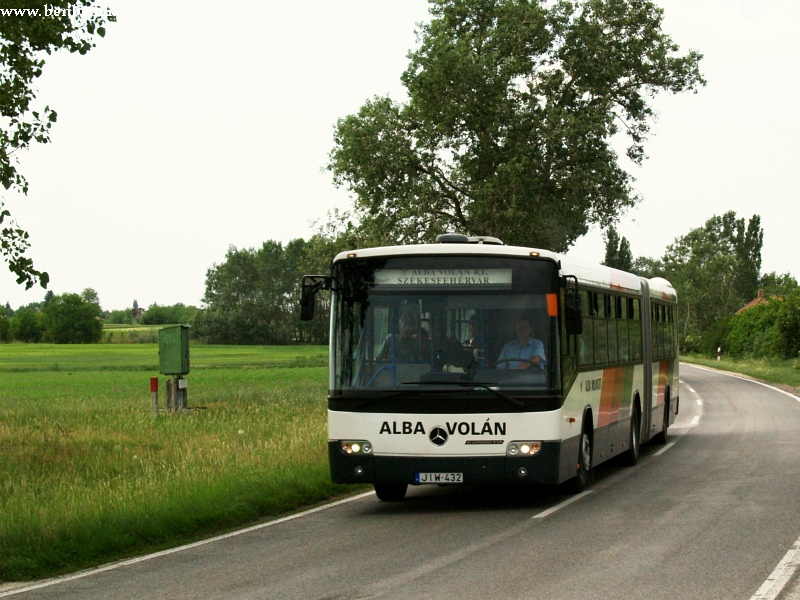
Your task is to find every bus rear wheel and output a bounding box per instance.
[653,399,669,445]
[622,406,640,466]
[374,483,407,501]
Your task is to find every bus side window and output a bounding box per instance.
[606,295,618,363]
[579,291,594,365]
[630,298,642,361]
[593,309,608,364]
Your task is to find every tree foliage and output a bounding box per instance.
[41,292,103,343]
[660,211,763,344]
[1,1,114,288]
[758,272,799,298]
[9,304,43,341]
[195,239,332,345]
[140,303,198,326]
[603,226,633,271]
[328,0,704,251]
[721,292,800,360]
[0,304,9,341]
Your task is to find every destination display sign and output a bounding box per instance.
[374,268,512,288]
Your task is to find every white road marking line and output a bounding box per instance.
[653,442,676,456]
[751,537,800,600]
[533,491,593,519]
[0,491,376,598]
[696,398,703,406]
[691,415,700,425]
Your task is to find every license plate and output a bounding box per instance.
[415,472,463,484]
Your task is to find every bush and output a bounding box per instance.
[774,293,800,358]
[140,303,198,326]
[699,317,731,358]
[722,292,800,359]
[10,307,44,342]
[41,293,103,343]
[0,307,9,342]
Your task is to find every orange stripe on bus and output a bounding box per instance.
[598,366,634,428]
[547,293,558,316]
[598,367,621,427]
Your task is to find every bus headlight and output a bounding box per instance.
[341,440,373,455]
[507,441,541,456]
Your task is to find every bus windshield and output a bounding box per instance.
[330,255,560,394]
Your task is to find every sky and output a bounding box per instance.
[1,0,798,311]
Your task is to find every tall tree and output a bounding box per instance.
[758,272,798,298]
[197,242,299,344]
[80,287,100,307]
[662,211,764,340]
[1,2,114,288]
[328,0,704,251]
[603,226,634,271]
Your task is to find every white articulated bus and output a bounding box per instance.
[300,234,679,501]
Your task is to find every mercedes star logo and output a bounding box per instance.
[429,426,448,447]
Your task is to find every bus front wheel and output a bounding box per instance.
[374,483,407,501]
[566,431,592,494]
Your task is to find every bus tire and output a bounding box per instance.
[374,483,407,501]
[623,405,641,466]
[652,397,669,445]
[566,430,592,494]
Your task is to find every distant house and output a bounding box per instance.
[132,307,145,321]
[737,290,777,314]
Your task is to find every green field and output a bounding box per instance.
[0,343,356,582]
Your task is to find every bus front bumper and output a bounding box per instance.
[328,441,564,486]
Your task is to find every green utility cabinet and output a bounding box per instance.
[158,325,190,376]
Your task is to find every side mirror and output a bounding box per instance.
[299,275,331,321]
[300,284,315,321]
[564,284,583,335]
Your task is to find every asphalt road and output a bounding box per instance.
[5,363,800,600]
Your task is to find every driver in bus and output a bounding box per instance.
[496,316,547,370]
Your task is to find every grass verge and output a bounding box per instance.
[0,344,360,582]
[681,354,800,392]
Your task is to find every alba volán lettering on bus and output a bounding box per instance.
[379,421,507,436]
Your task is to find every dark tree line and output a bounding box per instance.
[193,237,335,345]
[604,211,799,359]
[1,290,103,343]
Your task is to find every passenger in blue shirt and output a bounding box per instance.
[496,317,547,370]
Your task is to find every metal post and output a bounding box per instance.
[177,377,188,410]
[165,379,175,412]
[150,377,159,415]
